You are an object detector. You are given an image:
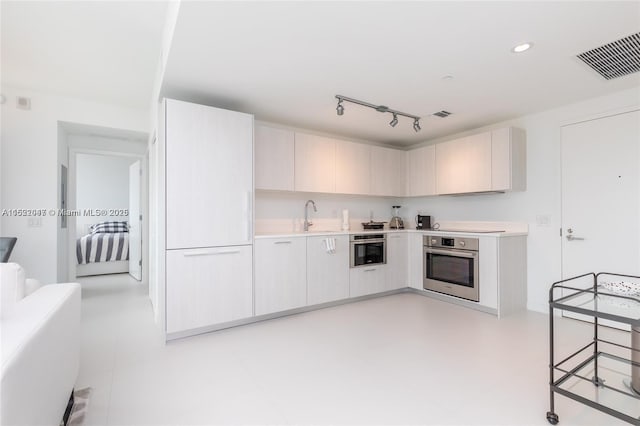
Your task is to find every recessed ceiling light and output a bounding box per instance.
[512,42,533,53]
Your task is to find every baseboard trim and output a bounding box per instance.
[406,288,498,316]
[166,288,411,341]
[166,287,505,342]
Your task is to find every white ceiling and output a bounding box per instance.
[1,1,168,109]
[2,2,638,147]
[162,1,640,147]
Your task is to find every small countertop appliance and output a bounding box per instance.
[389,206,404,229]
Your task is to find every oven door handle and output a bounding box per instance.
[351,240,386,245]
[425,248,477,258]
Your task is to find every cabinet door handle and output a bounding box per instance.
[274,241,292,244]
[364,268,376,272]
[183,249,241,257]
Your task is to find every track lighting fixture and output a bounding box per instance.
[335,95,421,132]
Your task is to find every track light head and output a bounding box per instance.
[334,95,421,132]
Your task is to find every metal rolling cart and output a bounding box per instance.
[547,272,640,425]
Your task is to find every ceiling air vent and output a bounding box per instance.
[433,110,452,118]
[577,32,640,80]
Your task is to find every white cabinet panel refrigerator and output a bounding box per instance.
[161,98,254,339]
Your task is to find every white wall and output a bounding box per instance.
[256,87,640,314]
[0,86,148,283]
[255,191,401,233]
[75,153,137,235]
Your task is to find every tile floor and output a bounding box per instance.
[76,274,635,425]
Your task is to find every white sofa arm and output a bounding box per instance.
[1,283,81,426]
[24,278,43,296]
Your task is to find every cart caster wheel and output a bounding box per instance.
[546,412,559,425]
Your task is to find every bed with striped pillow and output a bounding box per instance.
[76,222,130,265]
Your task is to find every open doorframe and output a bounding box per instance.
[67,148,149,283]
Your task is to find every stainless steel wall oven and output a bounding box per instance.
[423,235,479,302]
[350,234,386,268]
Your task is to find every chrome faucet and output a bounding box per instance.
[304,200,317,231]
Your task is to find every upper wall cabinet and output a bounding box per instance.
[255,125,295,191]
[294,133,336,193]
[406,145,436,197]
[490,127,526,192]
[335,141,371,195]
[434,127,525,195]
[436,132,492,195]
[371,146,406,197]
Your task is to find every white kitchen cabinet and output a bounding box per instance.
[306,235,349,305]
[294,133,335,193]
[406,145,436,196]
[436,132,491,195]
[491,127,526,192]
[478,237,498,310]
[407,233,424,290]
[477,235,527,315]
[166,246,253,334]
[465,132,492,192]
[255,124,294,191]
[386,233,408,290]
[335,140,371,195]
[371,146,406,196]
[255,237,307,315]
[434,127,525,195]
[165,99,253,249]
[350,265,387,297]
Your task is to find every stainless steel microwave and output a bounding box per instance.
[350,234,386,268]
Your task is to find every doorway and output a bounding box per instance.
[60,124,149,285]
[72,152,142,280]
[560,109,640,322]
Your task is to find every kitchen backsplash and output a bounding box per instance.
[255,191,529,234]
[255,191,402,233]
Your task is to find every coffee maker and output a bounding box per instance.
[415,215,431,230]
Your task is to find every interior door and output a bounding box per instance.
[129,160,142,281]
[561,110,640,322]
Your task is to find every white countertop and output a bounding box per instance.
[254,228,527,239]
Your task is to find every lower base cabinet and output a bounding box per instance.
[350,265,387,297]
[307,235,349,305]
[386,233,408,290]
[254,237,307,315]
[408,233,424,290]
[166,245,253,334]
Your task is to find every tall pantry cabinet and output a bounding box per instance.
[159,99,254,337]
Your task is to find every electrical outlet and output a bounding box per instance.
[16,96,31,110]
[28,217,42,227]
[536,215,551,227]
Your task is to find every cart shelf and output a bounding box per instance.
[547,272,640,425]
